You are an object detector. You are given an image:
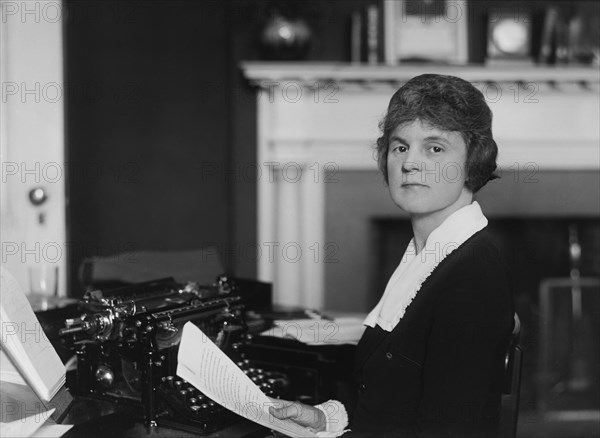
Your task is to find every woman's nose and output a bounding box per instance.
[401,150,422,173]
[402,161,421,173]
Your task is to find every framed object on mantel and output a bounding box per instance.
[384,0,468,65]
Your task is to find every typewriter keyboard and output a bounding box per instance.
[157,375,233,434]
[156,361,290,435]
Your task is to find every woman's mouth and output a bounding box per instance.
[401,183,428,188]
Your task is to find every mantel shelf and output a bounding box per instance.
[241,61,600,88]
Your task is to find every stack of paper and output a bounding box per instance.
[0,266,66,401]
[0,409,72,437]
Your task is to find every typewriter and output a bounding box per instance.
[59,276,291,435]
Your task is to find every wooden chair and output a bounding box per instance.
[498,313,524,438]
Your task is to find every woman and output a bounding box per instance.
[270,74,515,438]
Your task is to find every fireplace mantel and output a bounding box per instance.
[241,62,600,308]
[242,62,599,89]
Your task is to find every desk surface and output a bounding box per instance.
[0,381,274,438]
[61,397,274,438]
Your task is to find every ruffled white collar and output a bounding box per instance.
[363,201,488,332]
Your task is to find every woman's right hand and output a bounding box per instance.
[267,397,327,434]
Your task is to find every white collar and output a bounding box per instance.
[363,201,488,332]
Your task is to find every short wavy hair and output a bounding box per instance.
[376,74,499,193]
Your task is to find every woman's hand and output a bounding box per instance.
[267,397,327,434]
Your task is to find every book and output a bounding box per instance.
[0,266,65,402]
[365,5,380,65]
[0,347,27,385]
[350,11,362,64]
[539,7,558,64]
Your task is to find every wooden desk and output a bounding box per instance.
[61,395,273,438]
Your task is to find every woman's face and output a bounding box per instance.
[387,119,472,219]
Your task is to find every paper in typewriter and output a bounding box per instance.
[177,322,317,438]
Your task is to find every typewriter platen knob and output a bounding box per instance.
[217,275,238,295]
[95,365,115,389]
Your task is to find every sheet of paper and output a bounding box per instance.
[31,424,73,437]
[0,409,54,437]
[261,317,366,345]
[176,322,316,438]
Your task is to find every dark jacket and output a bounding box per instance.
[346,229,514,438]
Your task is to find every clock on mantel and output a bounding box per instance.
[241,61,599,90]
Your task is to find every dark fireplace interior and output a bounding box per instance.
[372,217,600,416]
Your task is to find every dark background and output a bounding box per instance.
[65,0,597,295]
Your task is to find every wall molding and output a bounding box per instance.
[242,62,600,90]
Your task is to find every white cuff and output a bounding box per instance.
[314,400,350,437]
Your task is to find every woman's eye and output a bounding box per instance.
[429,145,443,153]
[392,145,407,153]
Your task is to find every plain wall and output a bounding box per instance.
[325,170,600,312]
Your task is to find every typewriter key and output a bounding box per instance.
[198,404,210,419]
[188,397,198,405]
[179,390,188,397]
[174,380,183,389]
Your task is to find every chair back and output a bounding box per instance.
[498,313,523,438]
